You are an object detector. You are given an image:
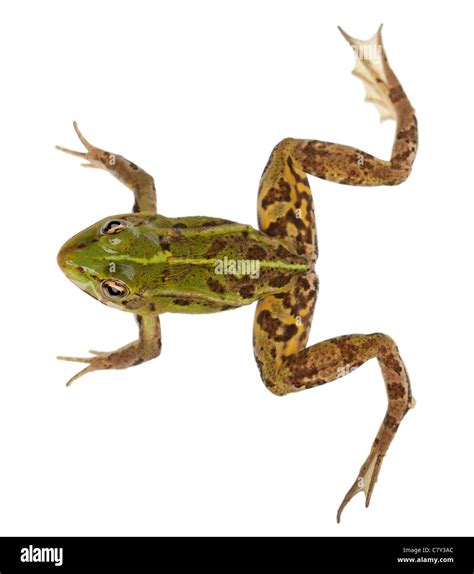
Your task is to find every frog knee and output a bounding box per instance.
[369,332,397,349]
[264,382,291,397]
[370,331,389,339]
[387,166,412,185]
[271,137,297,156]
[258,371,292,396]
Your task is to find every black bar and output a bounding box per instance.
[0,537,471,571]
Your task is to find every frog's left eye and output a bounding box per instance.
[100,279,130,299]
[100,219,129,236]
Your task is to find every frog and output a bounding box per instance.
[56,26,418,522]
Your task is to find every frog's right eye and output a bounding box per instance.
[100,219,129,236]
[100,279,130,299]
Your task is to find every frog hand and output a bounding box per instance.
[57,344,139,386]
[56,121,157,213]
[56,121,114,170]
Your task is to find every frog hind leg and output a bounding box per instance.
[58,315,162,386]
[255,145,413,524]
[56,121,157,213]
[255,27,417,520]
[254,290,415,521]
[258,25,417,200]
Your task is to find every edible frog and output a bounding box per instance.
[56,26,418,521]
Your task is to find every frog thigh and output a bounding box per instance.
[258,143,317,265]
[253,271,318,391]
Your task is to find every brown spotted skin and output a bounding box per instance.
[253,26,417,521]
[258,142,317,264]
[56,27,418,522]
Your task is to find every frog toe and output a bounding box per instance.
[55,144,88,159]
[336,451,382,522]
[70,121,94,150]
[58,353,111,386]
[57,354,93,364]
[56,121,110,170]
[64,364,97,387]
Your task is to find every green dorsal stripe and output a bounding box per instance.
[104,254,309,272]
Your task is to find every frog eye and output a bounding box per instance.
[100,279,130,299]
[100,219,129,236]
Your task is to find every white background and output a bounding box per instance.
[0,0,472,536]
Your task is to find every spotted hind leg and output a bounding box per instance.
[258,25,418,242]
[253,304,415,521]
[291,25,418,185]
[254,26,417,520]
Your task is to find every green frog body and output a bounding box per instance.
[58,214,310,315]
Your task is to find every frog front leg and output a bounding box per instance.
[56,121,156,212]
[56,124,161,385]
[58,315,162,386]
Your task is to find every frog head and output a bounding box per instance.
[57,214,162,313]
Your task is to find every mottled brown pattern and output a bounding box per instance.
[387,382,406,400]
[383,413,399,430]
[397,122,418,142]
[239,284,256,299]
[258,138,317,264]
[268,274,291,288]
[256,309,298,342]
[207,278,225,294]
[389,84,405,103]
[247,245,267,260]
[383,352,403,375]
[173,298,191,306]
[261,178,292,209]
[272,274,317,317]
[205,238,227,258]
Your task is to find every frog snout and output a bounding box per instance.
[57,237,86,275]
[57,244,69,272]
[57,239,74,273]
